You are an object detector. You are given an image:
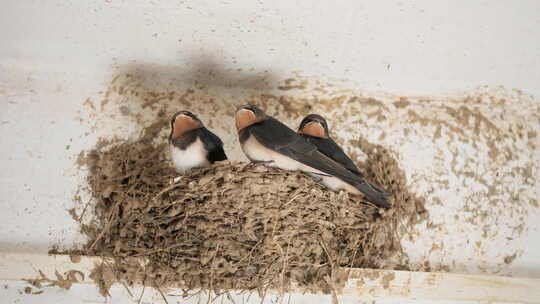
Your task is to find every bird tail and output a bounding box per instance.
[354,181,392,209]
[368,181,392,197]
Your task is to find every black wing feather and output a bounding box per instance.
[300,134,391,197]
[300,135,362,176]
[250,118,390,208]
[196,128,227,163]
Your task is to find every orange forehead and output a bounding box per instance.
[235,109,257,131]
[172,115,201,139]
[299,121,326,138]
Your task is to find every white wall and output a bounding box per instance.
[3,1,540,95]
[1,1,540,302]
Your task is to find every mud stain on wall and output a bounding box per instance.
[74,73,540,277]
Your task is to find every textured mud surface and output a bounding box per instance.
[73,114,425,294]
[66,73,540,296]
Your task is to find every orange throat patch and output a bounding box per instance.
[299,122,326,138]
[172,115,201,139]
[235,109,257,132]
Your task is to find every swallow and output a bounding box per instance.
[235,105,391,208]
[169,111,227,173]
[298,114,392,196]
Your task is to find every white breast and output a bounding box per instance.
[319,175,361,194]
[169,138,210,174]
[242,134,303,171]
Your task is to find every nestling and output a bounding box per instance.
[169,111,227,173]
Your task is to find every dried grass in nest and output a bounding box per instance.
[78,127,427,296]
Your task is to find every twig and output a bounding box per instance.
[259,287,268,304]
[238,239,261,264]
[151,182,184,201]
[206,290,212,304]
[318,238,335,273]
[226,291,237,304]
[137,284,146,304]
[133,243,189,256]
[349,245,359,269]
[78,197,92,222]
[89,201,119,250]
[319,238,339,304]
[279,239,291,301]
[103,258,133,298]
[246,290,254,304]
[283,194,301,207]
[154,282,169,304]
[211,291,226,303]
[323,276,339,304]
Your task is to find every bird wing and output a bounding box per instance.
[251,118,390,208]
[301,135,363,176]
[251,118,354,178]
[197,128,227,162]
[301,135,392,197]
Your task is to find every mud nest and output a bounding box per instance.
[76,127,426,295]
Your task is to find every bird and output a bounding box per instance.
[298,114,392,197]
[234,105,391,208]
[169,110,227,173]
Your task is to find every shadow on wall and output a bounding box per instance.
[114,53,280,93]
[89,53,288,158]
[98,52,288,129]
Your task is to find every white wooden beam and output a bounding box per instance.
[1,252,538,303]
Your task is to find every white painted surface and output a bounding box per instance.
[1,253,539,303]
[1,0,540,303]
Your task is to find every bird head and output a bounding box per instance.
[298,114,329,138]
[234,104,267,132]
[169,110,203,140]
